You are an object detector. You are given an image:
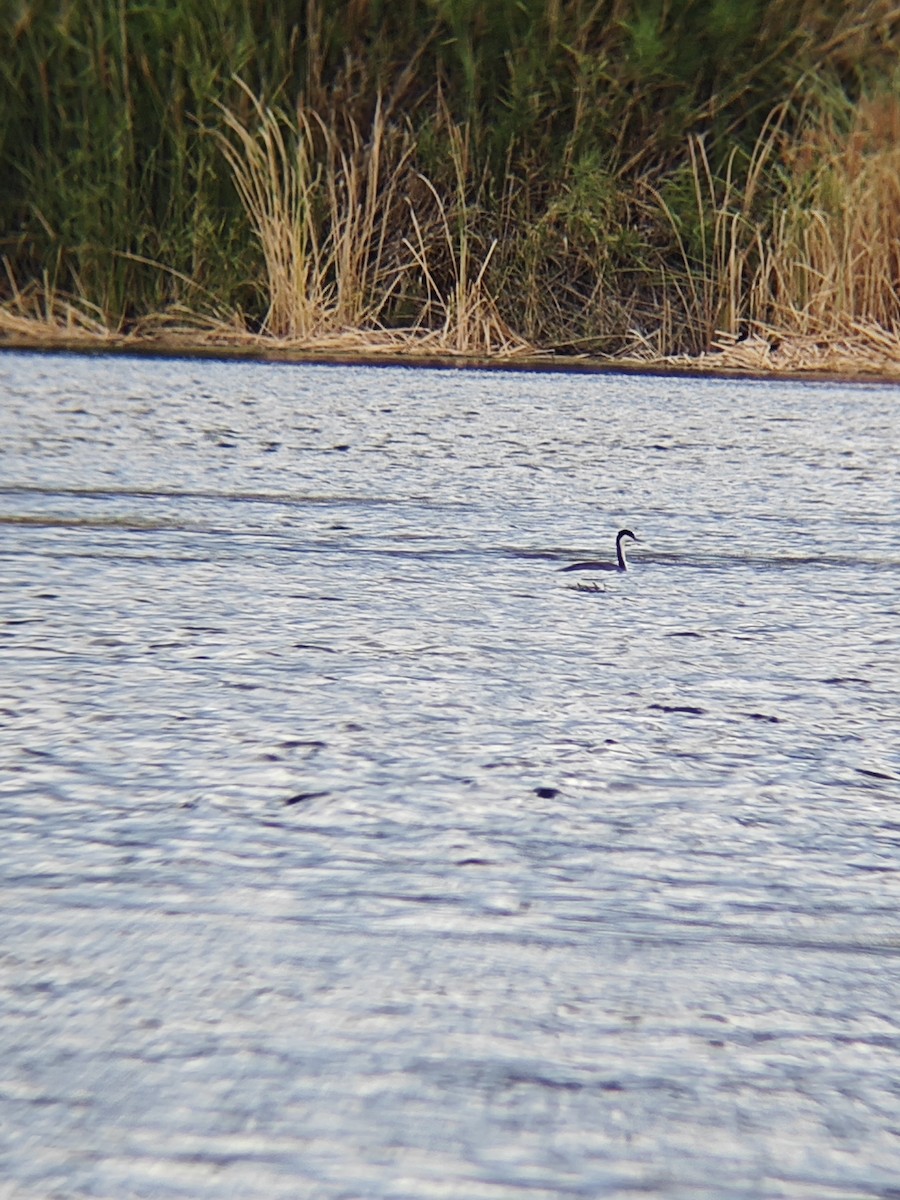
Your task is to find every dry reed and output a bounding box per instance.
[214,82,532,356]
[217,82,431,339]
[0,260,115,342]
[751,93,900,336]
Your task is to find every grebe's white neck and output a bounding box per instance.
[615,528,638,570]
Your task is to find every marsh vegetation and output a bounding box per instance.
[2,0,899,370]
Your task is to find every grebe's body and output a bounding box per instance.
[560,528,639,573]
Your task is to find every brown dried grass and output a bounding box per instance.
[215,82,408,339]
[0,261,117,342]
[214,82,533,358]
[752,92,900,336]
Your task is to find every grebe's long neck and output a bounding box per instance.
[616,532,628,570]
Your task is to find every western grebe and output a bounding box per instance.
[560,528,640,573]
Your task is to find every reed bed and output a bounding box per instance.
[2,0,899,372]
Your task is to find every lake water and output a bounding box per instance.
[1,348,899,1199]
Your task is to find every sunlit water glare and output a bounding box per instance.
[1,349,899,1198]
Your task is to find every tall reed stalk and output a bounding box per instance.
[752,92,900,335]
[216,82,421,339]
[648,108,787,352]
[403,118,529,355]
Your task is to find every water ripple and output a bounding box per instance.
[1,350,899,1198]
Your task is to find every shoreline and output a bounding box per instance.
[2,326,900,386]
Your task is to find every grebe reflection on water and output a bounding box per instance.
[560,528,640,573]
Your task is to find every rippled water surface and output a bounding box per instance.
[2,349,899,1198]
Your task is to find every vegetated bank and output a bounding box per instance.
[2,1,899,375]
